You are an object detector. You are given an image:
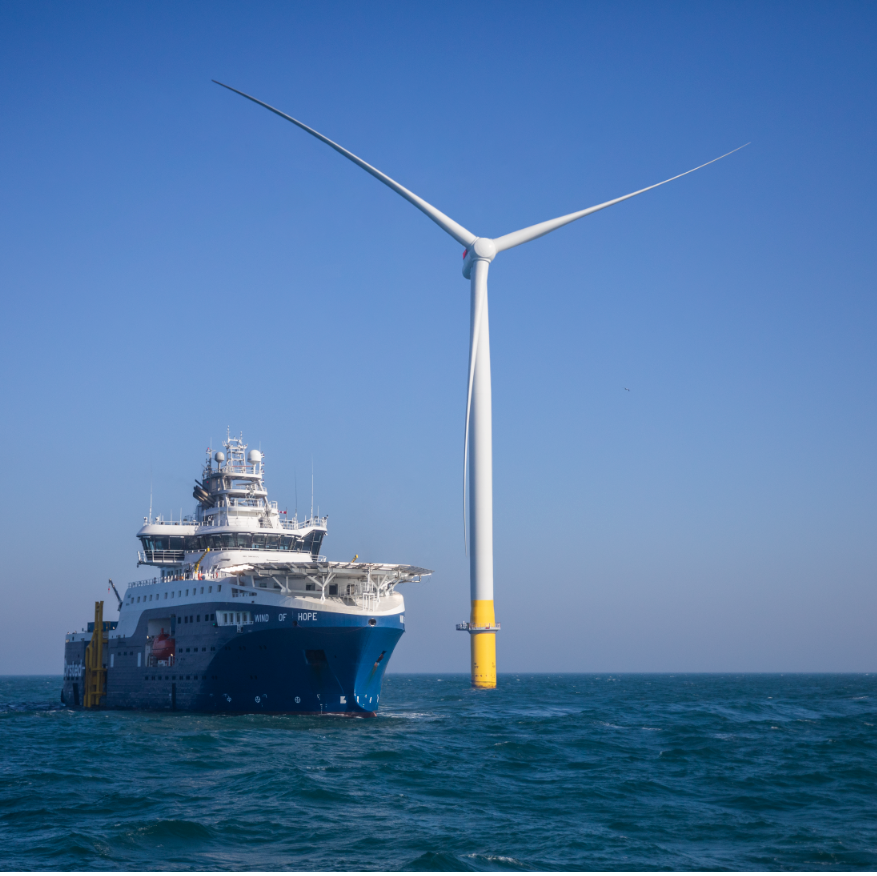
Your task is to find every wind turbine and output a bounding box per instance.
[214,80,746,688]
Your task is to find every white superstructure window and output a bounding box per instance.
[217,611,253,627]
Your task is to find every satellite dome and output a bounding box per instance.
[248,449,262,463]
[214,451,226,462]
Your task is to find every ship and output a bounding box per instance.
[61,433,430,715]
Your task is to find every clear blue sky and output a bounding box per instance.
[1,1,875,674]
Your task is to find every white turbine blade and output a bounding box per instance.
[213,81,477,248]
[492,144,749,253]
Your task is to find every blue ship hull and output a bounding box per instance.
[62,602,403,716]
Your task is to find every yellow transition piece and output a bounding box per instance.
[470,599,496,689]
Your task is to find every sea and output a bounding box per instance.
[0,674,875,871]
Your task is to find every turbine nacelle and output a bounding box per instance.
[462,237,497,279]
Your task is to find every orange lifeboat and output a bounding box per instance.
[152,630,175,662]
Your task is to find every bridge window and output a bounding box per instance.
[141,536,169,551]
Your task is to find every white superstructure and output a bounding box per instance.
[137,432,326,573]
[111,432,429,639]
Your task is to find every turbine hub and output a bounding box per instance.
[462,237,496,278]
[472,238,496,260]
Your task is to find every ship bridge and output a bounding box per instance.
[137,432,328,569]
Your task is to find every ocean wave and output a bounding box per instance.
[404,851,534,871]
[1,673,876,871]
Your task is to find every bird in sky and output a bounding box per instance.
[624,387,631,392]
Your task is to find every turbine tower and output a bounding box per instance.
[214,81,746,688]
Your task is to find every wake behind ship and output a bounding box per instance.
[61,433,430,715]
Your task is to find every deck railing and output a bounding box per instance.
[143,517,197,526]
[279,516,328,531]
